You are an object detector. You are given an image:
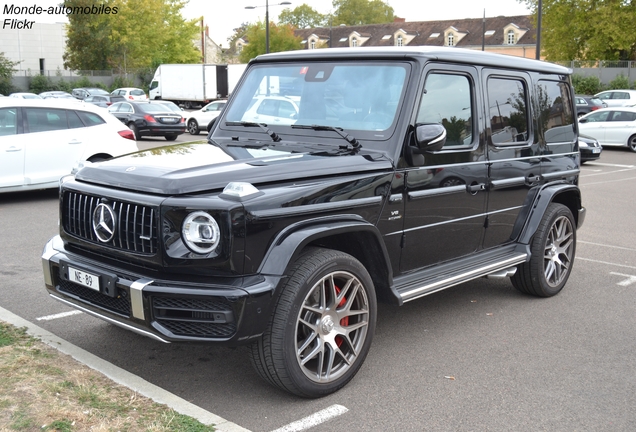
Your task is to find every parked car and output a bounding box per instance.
[0,98,137,193]
[575,95,606,117]
[578,133,603,163]
[593,89,636,107]
[42,47,585,398]
[186,100,226,134]
[111,87,148,101]
[84,94,125,108]
[147,100,183,113]
[9,92,43,99]
[39,91,73,99]
[578,106,636,152]
[107,100,185,140]
[72,87,109,100]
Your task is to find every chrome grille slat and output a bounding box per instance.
[62,191,158,255]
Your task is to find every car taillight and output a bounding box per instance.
[591,106,599,111]
[144,114,156,123]
[180,117,185,123]
[129,96,134,100]
[118,129,135,141]
[106,102,112,106]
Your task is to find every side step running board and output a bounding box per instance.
[397,252,527,303]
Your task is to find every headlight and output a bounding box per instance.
[578,140,589,148]
[182,211,220,254]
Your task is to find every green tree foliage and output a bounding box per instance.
[63,0,202,72]
[238,21,303,62]
[0,52,20,95]
[279,4,327,28]
[519,0,636,61]
[571,74,603,95]
[332,0,394,26]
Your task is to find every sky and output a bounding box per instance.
[9,0,531,48]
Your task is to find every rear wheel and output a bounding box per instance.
[249,248,377,398]
[128,123,141,140]
[187,119,199,135]
[164,134,178,141]
[628,134,636,152]
[512,203,576,297]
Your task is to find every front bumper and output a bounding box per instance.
[42,235,280,345]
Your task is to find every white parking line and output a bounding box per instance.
[610,272,636,287]
[585,162,635,168]
[576,257,636,271]
[36,310,83,321]
[270,405,349,432]
[578,240,636,252]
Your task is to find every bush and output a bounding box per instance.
[110,75,134,91]
[29,74,55,94]
[607,74,631,90]
[572,74,603,95]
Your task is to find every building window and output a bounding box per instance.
[310,40,316,49]
[237,43,243,53]
[396,35,403,47]
[447,33,454,47]
[352,37,358,47]
[507,30,516,45]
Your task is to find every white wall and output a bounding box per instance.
[1,23,67,73]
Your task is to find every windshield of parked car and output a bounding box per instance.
[223,62,409,140]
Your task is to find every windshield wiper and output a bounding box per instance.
[291,124,361,151]
[225,121,281,142]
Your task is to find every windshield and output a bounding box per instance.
[224,62,409,139]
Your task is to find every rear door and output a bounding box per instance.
[0,106,23,188]
[603,110,636,145]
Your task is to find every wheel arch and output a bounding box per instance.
[86,153,112,162]
[257,217,397,305]
[518,183,583,245]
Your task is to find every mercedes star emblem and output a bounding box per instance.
[92,203,116,243]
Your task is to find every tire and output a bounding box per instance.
[184,101,193,109]
[511,203,576,297]
[164,134,178,141]
[129,123,141,140]
[187,119,199,135]
[628,135,636,152]
[249,248,377,398]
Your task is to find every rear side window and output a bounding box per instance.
[131,89,145,96]
[24,108,68,133]
[610,111,636,122]
[487,77,528,145]
[537,80,575,144]
[76,110,106,126]
[0,107,17,136]
[68,110,84,129]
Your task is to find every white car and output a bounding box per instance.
[9,92,43,99]
[593,89,636,107]
[111,87,148,101]
[241,96,299,125]
[578,106,636,152]
[186,100,226,134]
[0,98,139,193]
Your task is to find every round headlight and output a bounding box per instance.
[182,211,220,254]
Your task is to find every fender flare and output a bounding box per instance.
[517,182,583,245]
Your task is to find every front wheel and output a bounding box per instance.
[628,134,636,152]
[249,248,377,398]
[512,203,576,297]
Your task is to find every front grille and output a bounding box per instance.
[58,279,130,317]
[63,191,158,254]
[152,297,237,338]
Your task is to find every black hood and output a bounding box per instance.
[74,141,393,195]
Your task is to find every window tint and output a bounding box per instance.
[610,111,636,122]
[76,110,106,126]
[68,110,84,129]
[584,111,611,122]
[131,89,145,96]
[25,108,68,133]
[417,73,474,147]
[0,107,17,136]
[487,77,528,144]
[537,80,575,144]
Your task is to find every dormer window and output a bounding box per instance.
[447,33,455,47]
[352,37,358,47]
[310,39,316,49]
[396,35,403,47]
[507,30,516,45]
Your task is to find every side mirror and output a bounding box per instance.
[415,123,446,152]
[578,118,587,123]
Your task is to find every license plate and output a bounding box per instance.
[68,266,100,291]
[160,117,177,123]
[592,148,601,153]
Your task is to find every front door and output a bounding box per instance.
[0,106,24,189]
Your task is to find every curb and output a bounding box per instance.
[0,306,251,432]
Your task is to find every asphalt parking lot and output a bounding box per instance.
[1,147,635,431]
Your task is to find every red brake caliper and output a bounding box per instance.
[334,285,349,347]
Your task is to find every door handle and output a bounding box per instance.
[466,182,486,193]
[6,146,22,152]
[525,174,542,186]
[68,140,82,145]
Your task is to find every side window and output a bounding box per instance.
[67,110,84,129]
[536,80,575,144]
[0,107,18,136]
[76,110,106,126]
[24,108,68,133]
[417,72,474,147]
[487,77,528,144]
[584,111,610,122]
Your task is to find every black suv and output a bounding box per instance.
[42,47,585,398]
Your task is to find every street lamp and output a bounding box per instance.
[245,1,292,54]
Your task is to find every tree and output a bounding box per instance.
[519,0,636,61]
[63,0,201,72]
[238,21,302,62]
[0,52,20,95]
[332,0,394,26]
[279,4,327,29]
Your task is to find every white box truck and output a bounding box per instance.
[149,64,246,108]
